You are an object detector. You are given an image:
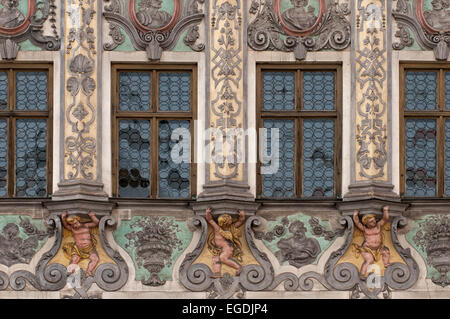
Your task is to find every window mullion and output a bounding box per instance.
[296,118,302,198]
[438,115,445,197]
[151,117,158,198]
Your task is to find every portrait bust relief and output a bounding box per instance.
[136,0,172,29]
[0,0,25,28]
[281,0,318,30]
[424,0,450,31]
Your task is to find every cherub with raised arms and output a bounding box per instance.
[353,206,391,279]
[61,211,99,277]
[206,207,245,278]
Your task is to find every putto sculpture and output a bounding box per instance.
[61,211,99,277]
[206,207,245,278]
[352,206,391,280]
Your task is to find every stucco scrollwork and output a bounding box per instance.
[247,0,351,60]
[103,0,205,60]
[0,0,60,60]
[392,0,450,60]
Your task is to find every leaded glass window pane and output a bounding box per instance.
[303,119,334,196]
[16,72,47,111]
[405,119,436,196]
[0,119,6,197]
[446,72,450,110]
[445,120,450,196]
[15,119,47,197]
[158,72,191,112]
[118,120,150,197]
[405,72,437,111]
[0,72,7,111]
[158,120,190,198]
[303,72,335,110]
[263,72,295,111]
[262,119,295,198]
[119,72,151,111]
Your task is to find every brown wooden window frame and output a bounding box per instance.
[400,62,450,198]
[256,63,342,199]
[111,64,197,199]
[0,63,53,198]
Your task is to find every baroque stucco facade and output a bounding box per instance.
[0,0,448,299]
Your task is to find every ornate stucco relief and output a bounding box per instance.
[0,0,60,59]
[354,0,388,181]
[114,216,192,287]
[407,214,450,287]
[102,0,205,60]
[64,0,98,181]
[393,0,450,60]
[247,0,351,60]
[208,0,244,182]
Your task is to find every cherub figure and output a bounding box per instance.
[353,206,391,279]
[206,207,245,278]
[0,0,25,28]
[61,211,99,277]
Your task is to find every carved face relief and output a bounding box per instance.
[274,0,325,36]
[0,0,24,29]
[129,0,181,32]
[418,0,450,32]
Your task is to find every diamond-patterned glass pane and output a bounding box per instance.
[0,72,7,111]
[405,72,437,111]
[16,72,47,111]
[118,120,150,197]
[15,119,47,197]
[0,119,6,197]
[303,72,335,110]
[446,72,450,110]
[263,72,295,111]
[158,120,190,198]
[445,120,450,196]
[119,72,151,111]
[405,119,436,196]
[158,72,191,112]
[262,119,295,198]
[303,119,334,197]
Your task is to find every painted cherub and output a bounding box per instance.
[353,206,391,279]
[61,211,99,277]
[206,207,245,278]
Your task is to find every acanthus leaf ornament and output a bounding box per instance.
[103,0,205,60]
[247,0,351,60]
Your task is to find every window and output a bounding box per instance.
[257,64,341,199]
[112,64,196,198]
[0,64,52,198]
[400,63,450,197]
